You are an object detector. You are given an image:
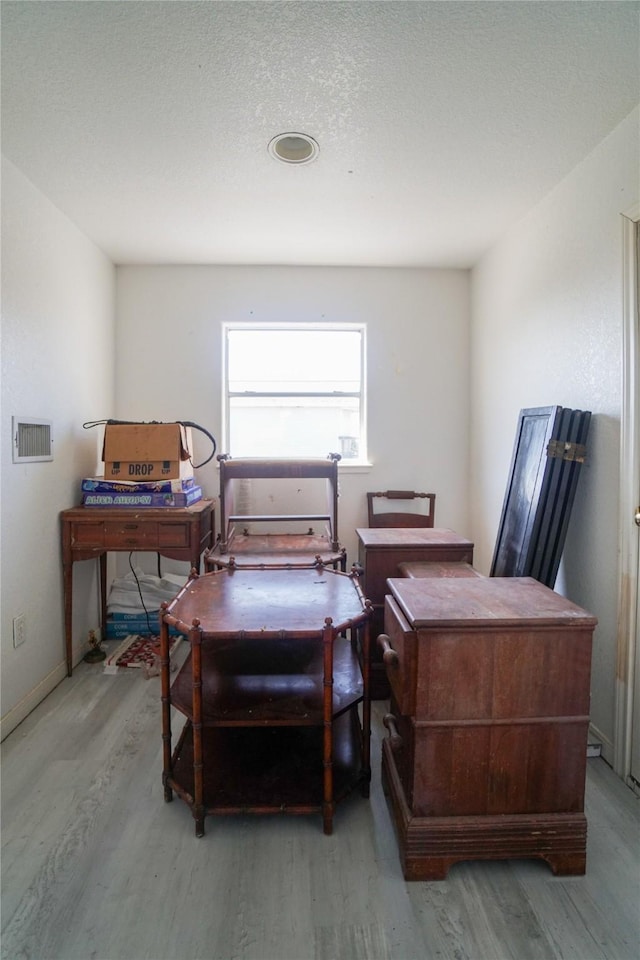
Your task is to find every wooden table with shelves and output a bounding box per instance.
[61,500,215,676]
[160,562,372,837]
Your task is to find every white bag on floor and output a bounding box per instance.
[107,568,186,614]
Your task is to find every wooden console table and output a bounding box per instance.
[160,563,372,836]
[61,500,215,676]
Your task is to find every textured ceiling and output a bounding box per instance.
[1,1,639,267]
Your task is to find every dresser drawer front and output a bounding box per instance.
[104,521,159,549]
[383,596,417,715]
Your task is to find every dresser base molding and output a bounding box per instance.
[381,738,587,881]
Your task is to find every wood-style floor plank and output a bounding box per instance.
[2,656,639,960]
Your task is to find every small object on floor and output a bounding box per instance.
[103,634,181,674]
[142,654,177,679]
[83,629,106,663]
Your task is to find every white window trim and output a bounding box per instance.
[222,321,368,464]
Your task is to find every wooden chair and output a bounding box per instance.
[366,490,436,528]
[205,453,347,570]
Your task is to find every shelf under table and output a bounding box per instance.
[168,708,367,821]
[206,533,347,570]
[170,634,363,724]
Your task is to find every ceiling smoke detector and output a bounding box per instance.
[268,132,319,164]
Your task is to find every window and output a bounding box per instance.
[223,323,366,460]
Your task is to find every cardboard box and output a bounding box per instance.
[102,423,194,481]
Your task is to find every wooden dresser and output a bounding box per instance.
[356,528,474,697]
[379,576,597,880]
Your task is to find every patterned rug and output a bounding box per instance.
[103,634,181,674]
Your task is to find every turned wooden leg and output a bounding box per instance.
[194,810,205,838]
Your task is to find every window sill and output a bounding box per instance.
[336,461,373,473]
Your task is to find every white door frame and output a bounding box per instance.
[614,204,640,784]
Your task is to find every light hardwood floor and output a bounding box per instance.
[2,653,639,960]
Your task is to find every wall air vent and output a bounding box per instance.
[12,417,53,463]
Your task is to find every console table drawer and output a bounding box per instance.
[70,521,106,548]
[104,521,160,549]
[158,521,192,549]
[71,520,194,551]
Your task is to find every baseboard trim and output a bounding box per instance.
[1,661,69,742]
[589,721,613,766]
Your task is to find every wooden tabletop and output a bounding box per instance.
[165,565,369,637]
[387,575,597,628]
[356,527,473,549]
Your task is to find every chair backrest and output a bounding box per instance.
[366,490,436,528]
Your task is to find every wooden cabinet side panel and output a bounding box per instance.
[409,720,589,817]
[415,632,495,720]
[415,628,593,720]
[362,545,473,602]
[492,629,593,718]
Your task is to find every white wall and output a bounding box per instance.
[115,266,471,565]
[1,157,115,737]
[470,108,640,760]
[2,105,637,767]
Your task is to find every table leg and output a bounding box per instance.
[98,553,107,640]
[63,560,73,677]
[322,620,334,836]
[99,553,107,639]
[191,625,205,836]
[361,620,371,798]
[160,616,173,803]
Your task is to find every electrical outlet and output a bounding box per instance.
[13,614,26,648]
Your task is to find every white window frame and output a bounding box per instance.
[222,322,367,463]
